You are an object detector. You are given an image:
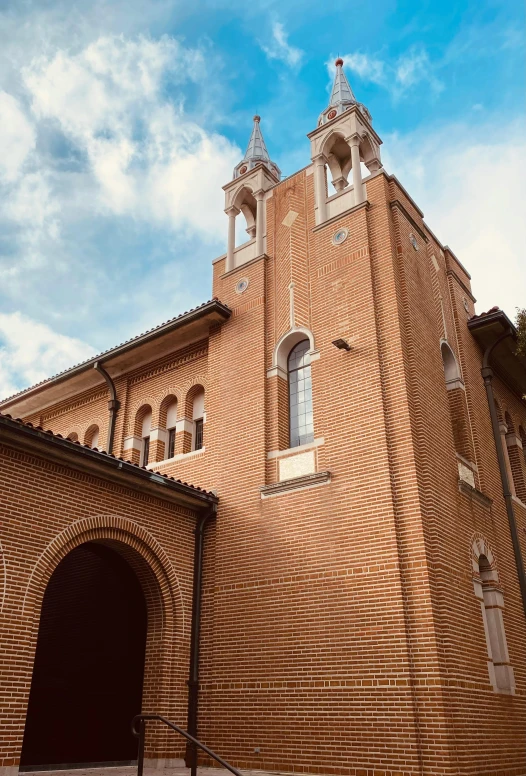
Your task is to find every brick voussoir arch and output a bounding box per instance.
[182,376,208,418]
[22,514,186,638]
[154,388,183,427]
[81,416,106,447]
[470,533,498,577]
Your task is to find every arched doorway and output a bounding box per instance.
[21,542,147,767]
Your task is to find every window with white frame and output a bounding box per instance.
[288,340,314,448]
[165,400,177,459]
[192,390,205,451]
[141,410,152,466]
[474,553,515,694]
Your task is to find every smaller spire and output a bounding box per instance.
[233,115,281,180]
[244,115,270,163]
[329,58,357,109]
[318,58,371,127]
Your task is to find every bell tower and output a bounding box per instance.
[223,116,280,272]
[308,58,383,224]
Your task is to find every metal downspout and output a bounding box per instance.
[94,361,120,455]
[481,332,526,621]
[186,505,216,776]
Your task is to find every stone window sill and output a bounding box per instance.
[260,471,331,499]
[458,479,492,508]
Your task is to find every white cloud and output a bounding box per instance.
[395,48,443,94]
[262,22,303,67]
[383,119,526,317]
[0,312,96,400]
[0,92,36,182]
[19,34,239,239]
[336,53,385,86]
[334,46,443,98]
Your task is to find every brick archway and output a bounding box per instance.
[20,515,187,761]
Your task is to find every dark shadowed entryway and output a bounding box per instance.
[20,542,147,768]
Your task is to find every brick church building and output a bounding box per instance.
[1,60,525,776]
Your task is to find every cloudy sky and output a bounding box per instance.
[0,0,524,399]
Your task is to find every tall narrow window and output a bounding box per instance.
[504,412,526,502]
[474,553,515,694]
[167,428,176,459]
[195,419,204,451]
[142,436,150,466]
[288,340,314,448]
[192,389,205,451]
[84,425,99,449]
[140,409,152,466]
[164,399,178,459]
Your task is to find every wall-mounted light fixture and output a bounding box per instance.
[332,338,352,351]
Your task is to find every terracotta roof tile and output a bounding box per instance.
[0,412,217,501]
[469,305,500,322]
[1,298,230,404]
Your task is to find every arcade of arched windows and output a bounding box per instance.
[494,400,526,505]
[65,420,105,450]
[123,383,206,466]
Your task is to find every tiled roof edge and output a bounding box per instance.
[0,412,218,505]
[0,299,231,405]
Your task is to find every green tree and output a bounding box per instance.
[516,308,526,358]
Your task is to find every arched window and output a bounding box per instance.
[495,402,516,499]
[440,341,461,386]
[84,425,100,449]
[440,340,475,468]
[288,340,314,448]
[473,552,515,694]
[520,426,526,467]
[165,400,178,459]
[192,389,205,451]
[141,411,151,466]
[133,406,152,467]
[66,432,78,442]
[504,412,526,502]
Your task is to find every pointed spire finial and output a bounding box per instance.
[317,57,372,126]
[233,115,281,181]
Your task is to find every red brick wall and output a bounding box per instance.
[0,443,198,769]
[2,166,525,775]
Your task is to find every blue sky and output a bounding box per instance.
[0,0,524,398]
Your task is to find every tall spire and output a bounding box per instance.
[329,57,357,109]
[233,116,281,180]
[318,58,371,127]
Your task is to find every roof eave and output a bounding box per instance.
[0,414,218,511]
[0,299,231,410]
[468,310,526,398]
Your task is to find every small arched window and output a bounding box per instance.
[474,553,515,694]
[66,432,78,442]
[192,389,205,451]
[140,409,152,466]
[505,413,526,502]
[84,424,99,449]
[288,340,314,448]
[440,341,461,386]
[165,400,178,459]
[520,426,526,466]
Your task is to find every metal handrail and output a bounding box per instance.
[132,714,244,776]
